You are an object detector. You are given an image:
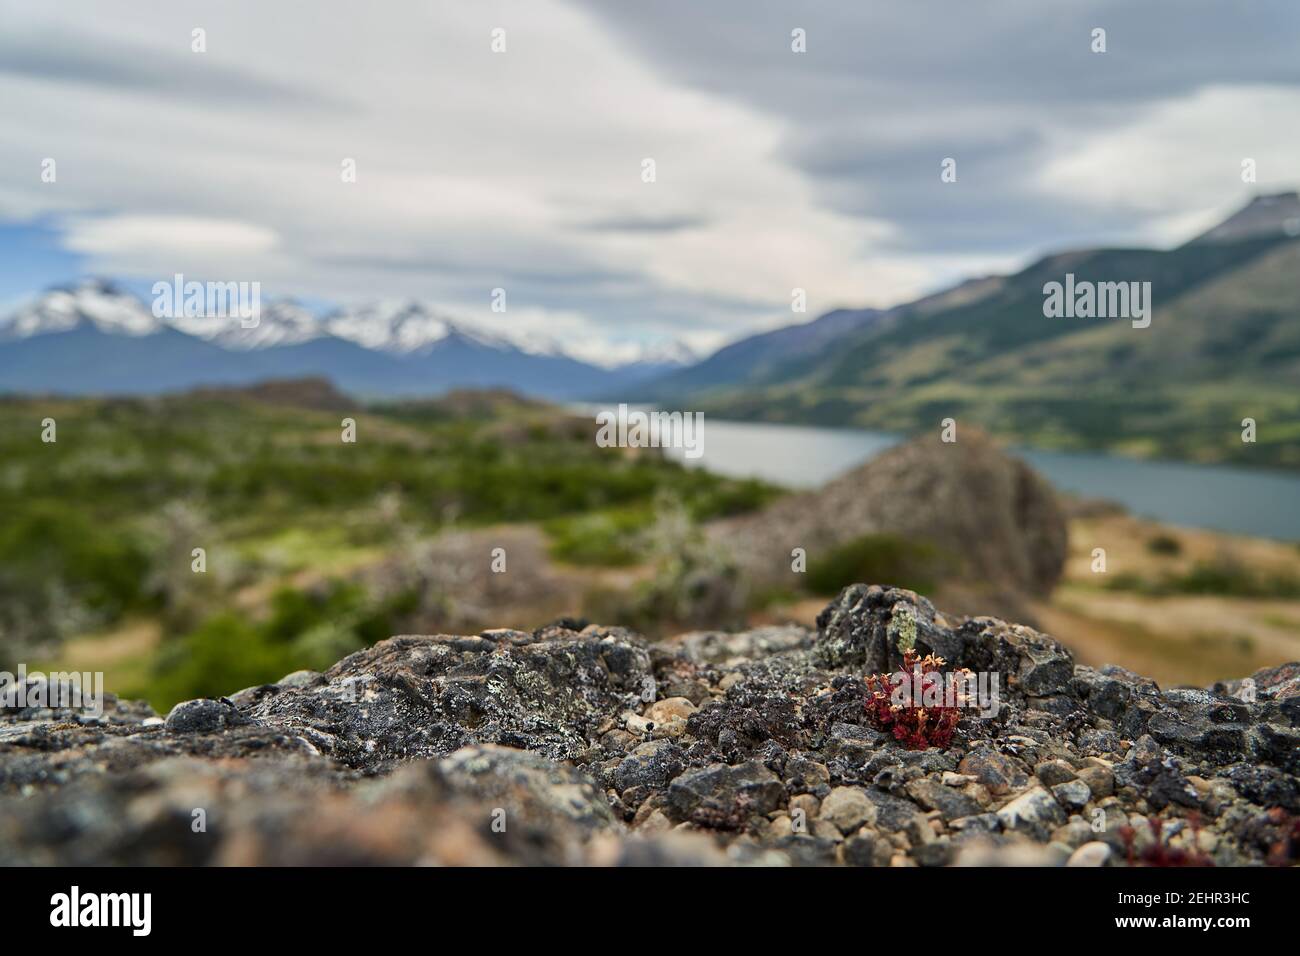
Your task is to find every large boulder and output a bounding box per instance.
[711,427,1068,599]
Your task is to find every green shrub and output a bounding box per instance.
[1106,558,1300,599]
[545,507,653,566]
[1104,571,1147,592]
[1147,534,1183,556]
[685,478,782,520]
[1168,560,1300,598]
[0,502,154,617]
[141,613,294,708]
[805,534,947,596]
[132,581,419,711]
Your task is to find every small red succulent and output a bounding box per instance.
[863,650,964,750]
[1119,816,1214,867]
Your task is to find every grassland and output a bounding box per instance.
[8,383,1294,711]
[1,386,776,708]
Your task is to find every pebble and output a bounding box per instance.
[646,697,697,723]
[997,787,1066,839]
[164,698,241,734]
[819,786,873,834]
[789,793,820,828]
[1076,764,1115,798]
[959,750,1029,795]
[1051,779,1092,810]
[1035,759,1077,787]
[1067,841,1112,867]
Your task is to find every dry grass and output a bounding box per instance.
[1037,514,1300,686]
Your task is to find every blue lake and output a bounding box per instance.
[658,418,1300,541]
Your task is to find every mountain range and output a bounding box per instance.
[0,282,695,401]
[3,193,1297,468]
[630,192,1300,470]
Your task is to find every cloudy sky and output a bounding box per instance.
[2,0,1299,358]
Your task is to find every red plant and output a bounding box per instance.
[1264,807,1300,866]
[1119,816,1214,867]
[863,650,964,750]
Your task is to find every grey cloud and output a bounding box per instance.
[0,25,346,110]
[573,0,1300,255]
[308,249,761,335]
[574,213,709,234]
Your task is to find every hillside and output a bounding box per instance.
[629,306,884,397]
[640,196,1300,469]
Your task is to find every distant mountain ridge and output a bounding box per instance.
[627,306,885,400]
[1192,191,1300,244]
[7,192,1298,466]
[631,192,1300,470]
[0,280,695,400]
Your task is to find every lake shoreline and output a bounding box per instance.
[600,413,1300,542]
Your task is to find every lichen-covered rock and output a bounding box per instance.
[243,626,655,768]
[613,740,685,795]
[165,698,246,734]
[1,585,1296,866]
[666,762,785,828]
[815,585,945,672]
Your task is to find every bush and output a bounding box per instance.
[581,496,749,635]
[1167,559,1300,598]
[133,581,418,710]
[1147,534,1183,556]
[1104,557,1300,599]
[0,503,154,618]
[545,507,653,566]
[143,614,294,708]
[805,534,947,596]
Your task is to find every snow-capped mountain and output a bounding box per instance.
[323,300,515,355]
[0,279,161,340]
[0,279,699,399]
[172,298,323,350]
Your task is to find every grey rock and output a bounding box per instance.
[1035,759,1077,787]
[1067,841,1113,867]
[1114,735,1201,810]
[613,740,685,794]
[819,786,874,833]
[950,813,1001,834]
[667,762,785,828]
[165,698,246,734]
[905,777,983,821]
[1077,728,1124,757]
[1077,764,1115,798]
[958,749,1029,795]
[1051,779,1092,810]
[843,830,892,867]
[997,788,1067,840]
[2,585,1296,867]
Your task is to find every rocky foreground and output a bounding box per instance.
[1,585,1297,866]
